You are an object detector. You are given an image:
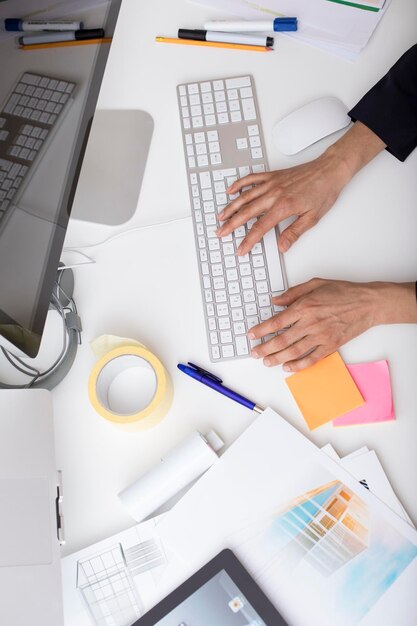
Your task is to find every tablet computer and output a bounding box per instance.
[132,548,288,625]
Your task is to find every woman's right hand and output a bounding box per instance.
[216,121,386,256]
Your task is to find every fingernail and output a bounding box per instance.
[218,212,224,219]
[216,228,223,236]
[281,240,289,253]
[248,332,255,339]
[264,358,272,367]
[283,364,291,372]
[237,245,244,256]
[251,350,260,359]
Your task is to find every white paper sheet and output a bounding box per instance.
[191,0,391,58]
[158,409,417,626]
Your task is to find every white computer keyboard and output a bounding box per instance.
[177,75,287,362]
[0,72,76,221]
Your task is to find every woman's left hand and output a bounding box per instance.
[249,278,416,371]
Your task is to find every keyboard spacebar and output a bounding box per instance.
[263,228,285,293]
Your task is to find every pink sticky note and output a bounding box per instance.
[333,360,395,427]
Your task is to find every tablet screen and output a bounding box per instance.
[152,569,266,625]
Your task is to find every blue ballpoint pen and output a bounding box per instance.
[177,362,264,414]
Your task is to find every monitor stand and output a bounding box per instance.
[70,109,154,225]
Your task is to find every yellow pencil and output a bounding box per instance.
[155,36,272,52]
[20,37,113,50]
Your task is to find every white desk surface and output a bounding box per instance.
[55,0,417,556]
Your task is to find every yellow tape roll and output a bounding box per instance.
[88,335,172,431]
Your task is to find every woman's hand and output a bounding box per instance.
[249,279,417,371]
[216,122,386,255]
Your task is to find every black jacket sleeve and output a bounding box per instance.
[349,45,417,162]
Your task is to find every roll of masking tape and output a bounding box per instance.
[88,335,172,431]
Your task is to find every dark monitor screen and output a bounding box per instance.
[0,0,122,357]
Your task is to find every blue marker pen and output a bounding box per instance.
[178,362,264,414]
[203,18,298,33]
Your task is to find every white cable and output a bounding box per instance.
[64,215,191,253]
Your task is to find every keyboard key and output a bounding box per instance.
[242,98,256,121]
[200,82,211,93]
[218,113,229,124]
[213,80,224,90]
[230,295,242,308]
[236,138,248,150]
[236,336,249,356]
[188,83,199,94]
[215,290,227,303]
[217,303,229,316]
[240,86,253,98]
[210,153,222,165]
[260,307,273,321]
[189,94,201,106]
[245,303,258,316]
[219,317,231,330]
[229,100,240,111]
[251,147,263,159]
[233,322,246,335]
[193,117,204,128]
[247,316,260,329]
[243,290,256,303]
[202,93,213,104]
[256,281,268,294]
[258,294,271,307]
[232,308,244,322]
[222,345,235,358]
[225,76,251,89]
[216,101,227,113]
[231,111,242,122]
[210,331,218,345]
[241,276,253,289]
[211,346,221,359]
[220,330,233,344]
[197,154,209,166]
[205,115,216,126]
[208,317,217,331]
[196,143,207,156]
[225,256,237,269]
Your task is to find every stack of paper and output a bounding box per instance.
[157,409,417,626]
[62,432,413,625]
[190,0,391,59]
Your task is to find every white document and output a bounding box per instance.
[158,408,417,626]
[321,445,413,525]
[191,0,391,58]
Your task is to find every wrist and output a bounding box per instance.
[324,121,386,182]
[369,282,417,326]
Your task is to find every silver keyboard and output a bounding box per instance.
[177,75,287,362]
[0,72,76,221]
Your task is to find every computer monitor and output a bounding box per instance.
[0,0,152,359]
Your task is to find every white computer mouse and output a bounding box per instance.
[272,96,351,155]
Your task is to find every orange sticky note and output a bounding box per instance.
[285,352,364,430]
